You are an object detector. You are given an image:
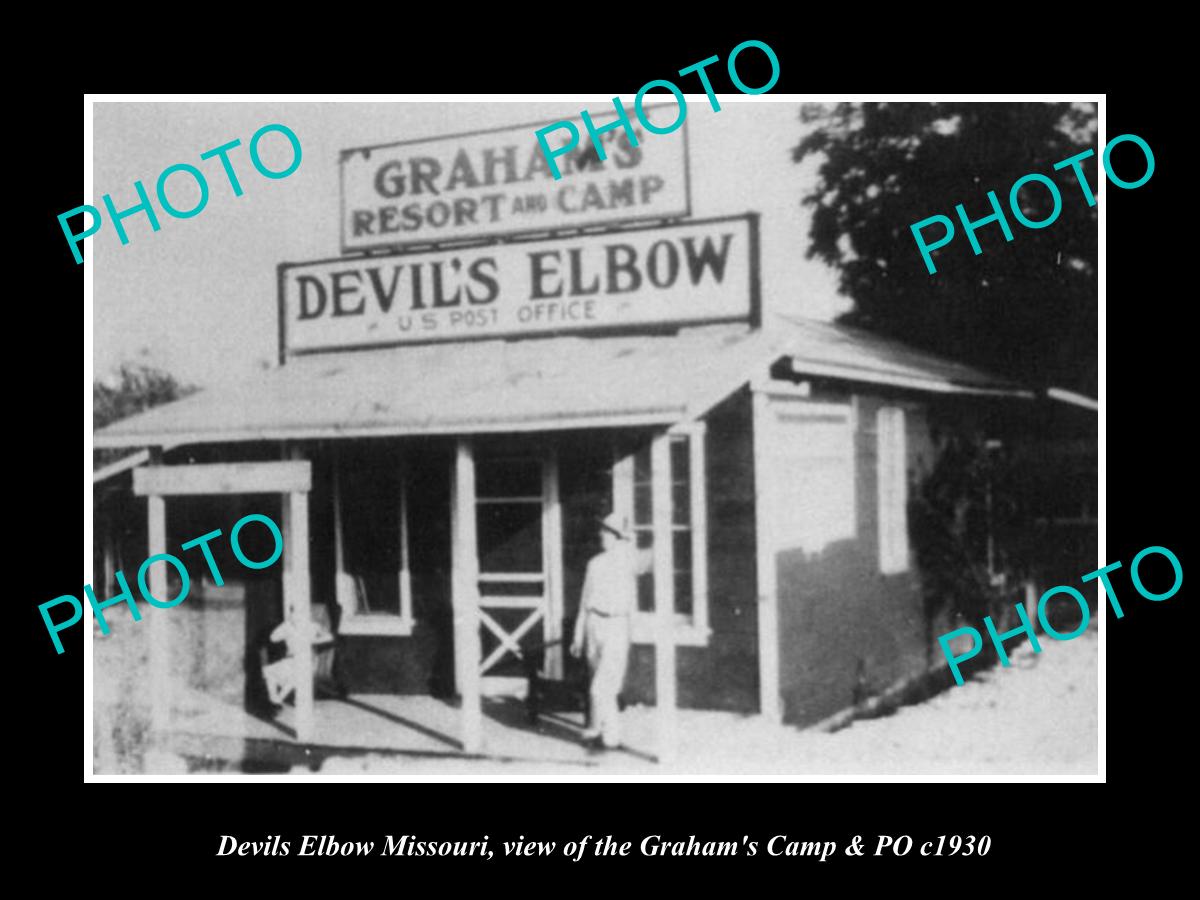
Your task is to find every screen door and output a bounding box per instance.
[474,454,557,694]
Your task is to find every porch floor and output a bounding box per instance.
[99,627,1098,776]
[166,684,664,771]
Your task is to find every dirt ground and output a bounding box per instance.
[93,611,1098,778]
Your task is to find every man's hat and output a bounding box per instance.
[597,512,630,540]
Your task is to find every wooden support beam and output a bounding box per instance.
[543,446,564,680]
[134,461,311,497]
[752,391,782,723]
[451,439,483,753]
[331,455,354,613]
[287,487,314,742]
[651,432,678,763]
[678,422,710,639]
[612,440,633,526]
[399,457,413,627]
[281,447,315,743]
[147,488,169,734]
[102,531,117,601]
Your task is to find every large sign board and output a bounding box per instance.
[279,215,758,357]
[339,111,691,253]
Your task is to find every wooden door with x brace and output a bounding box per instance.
[474,450,564,695]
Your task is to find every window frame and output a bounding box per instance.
[613,423,711,647]
[876,405,910,575]
[333,454,415,637]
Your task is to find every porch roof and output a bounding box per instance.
[774,315,1036,398]
[94,323,772,449]
[93,316,1030,450]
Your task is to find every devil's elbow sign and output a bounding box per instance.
[283,114,750,358]
[339,111,691,254]
[280,216,757,356]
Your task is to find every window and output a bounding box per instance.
[768,404,857,555]
[475,457,544,575]
[877,406,909,574]
[614,426,709,645]
[333,452,414,636]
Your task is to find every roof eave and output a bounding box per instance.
[786,358,1035,399]
[92,408,687,450]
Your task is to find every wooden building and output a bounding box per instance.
[94,304,1047,755]
[91,116,1080,762]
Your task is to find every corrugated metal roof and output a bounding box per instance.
[93,317,1030,450]
[1046,387,1098,410]
[772,315,1032,396]
[93,449,151,483]
[94,324,772,448]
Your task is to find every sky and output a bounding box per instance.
[92,99,846,390]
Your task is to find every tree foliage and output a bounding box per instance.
[795,102,1098,396]
[909,430,1018,627]
[94,362,197,467]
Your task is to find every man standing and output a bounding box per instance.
[570,512,636,751]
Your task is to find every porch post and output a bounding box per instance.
[543,445,564,680]
[289,489,314,741]
[451,439,483,753]
[399,457,413,627]
[332,452,350,606]
[283,446,314,742]
[650,432,678,763]
[752,390,782,722]
[146,446,170,733]
[102,527,117,600]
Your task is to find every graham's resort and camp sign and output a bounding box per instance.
[282,112,758,357]
[338,109,692,252]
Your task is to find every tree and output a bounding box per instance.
[94,362,197,467]
[794,102,1098,396]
